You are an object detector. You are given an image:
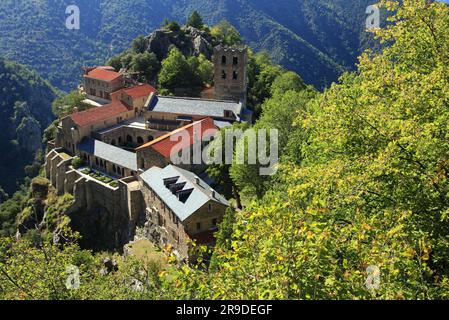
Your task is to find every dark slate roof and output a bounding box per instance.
[77,138,137,171]
[148,96,243,120]
[140,165,229,221]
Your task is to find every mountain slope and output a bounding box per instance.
[0,0,374,90]
[0,58,56,197]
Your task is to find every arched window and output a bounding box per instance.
[137,136,144,144]
[221,70,227,79]
[233,71,238,80]
[233,57,238,65]
[221,55,227,64]
[126,135,133,143]
[148,135,154,142]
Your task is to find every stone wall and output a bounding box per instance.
[139,178,191,259]
[136,147,169,171]
[84,77,124,100]
[183,201,226,236]
[95,125,164,148]
[45,148,144,252]
[138,177,227,261]
[213,46,248,103]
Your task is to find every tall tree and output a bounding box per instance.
[211,20,242,46]
[186,11,204,29]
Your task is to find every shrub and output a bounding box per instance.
[71,157,85,169]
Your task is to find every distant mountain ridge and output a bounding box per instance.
[0,0,374,90]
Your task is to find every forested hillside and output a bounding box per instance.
[1,0,449,300]
[0,0,374,90]
[0,58,56,200]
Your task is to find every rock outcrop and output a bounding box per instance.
[145,26,213,61]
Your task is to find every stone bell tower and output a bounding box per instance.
[213,45,248,105]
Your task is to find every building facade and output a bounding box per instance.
[213,45,248,104]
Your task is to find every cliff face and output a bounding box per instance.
[0,58,56,197]
[145,26,213,61]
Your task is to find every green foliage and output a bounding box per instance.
[30,177,50,199]
[52,90,90,118]
[164,20,181,32]
[131,35,147,54]
[195,54,214,85]
[107,55,123,72]
[214,208,236,251]
[176,0,449,299]
[271,71,306,96]
[0,181,30,237]
[247,51,284,118]
[71,157,85,170]
[211,20,242,46]
[0,187,7,204]
[0,0,377,91]
[130,52,161,83]
[186,11,204,29]
[158,48,207,91]
[0,58,55,196]
[4,0,449,301]
[207,122,250,208]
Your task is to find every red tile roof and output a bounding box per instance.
[71,101,131,127]
[84,67,122,82]
[122,84,157,98]
[136,117,218,158]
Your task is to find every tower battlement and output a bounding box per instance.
[213,45,248,105]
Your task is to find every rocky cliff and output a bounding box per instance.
[0,58,56,197]
[144,26,213,61]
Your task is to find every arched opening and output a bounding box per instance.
[118,137,123,145]
[221,55,227,64]
[126,135,133,144]
[148,135,154,142]
[233,71,238,80]
[111,139,116,146]
[137,136,144,145]
[221,70,227,79]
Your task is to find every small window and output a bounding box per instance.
[212,218,217,226]
[196,222,201,231]
[233,57,238,65]
[208,203,212,212]
[221,70,227,79]
[233,71,238,80]
[221,55,227,64]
